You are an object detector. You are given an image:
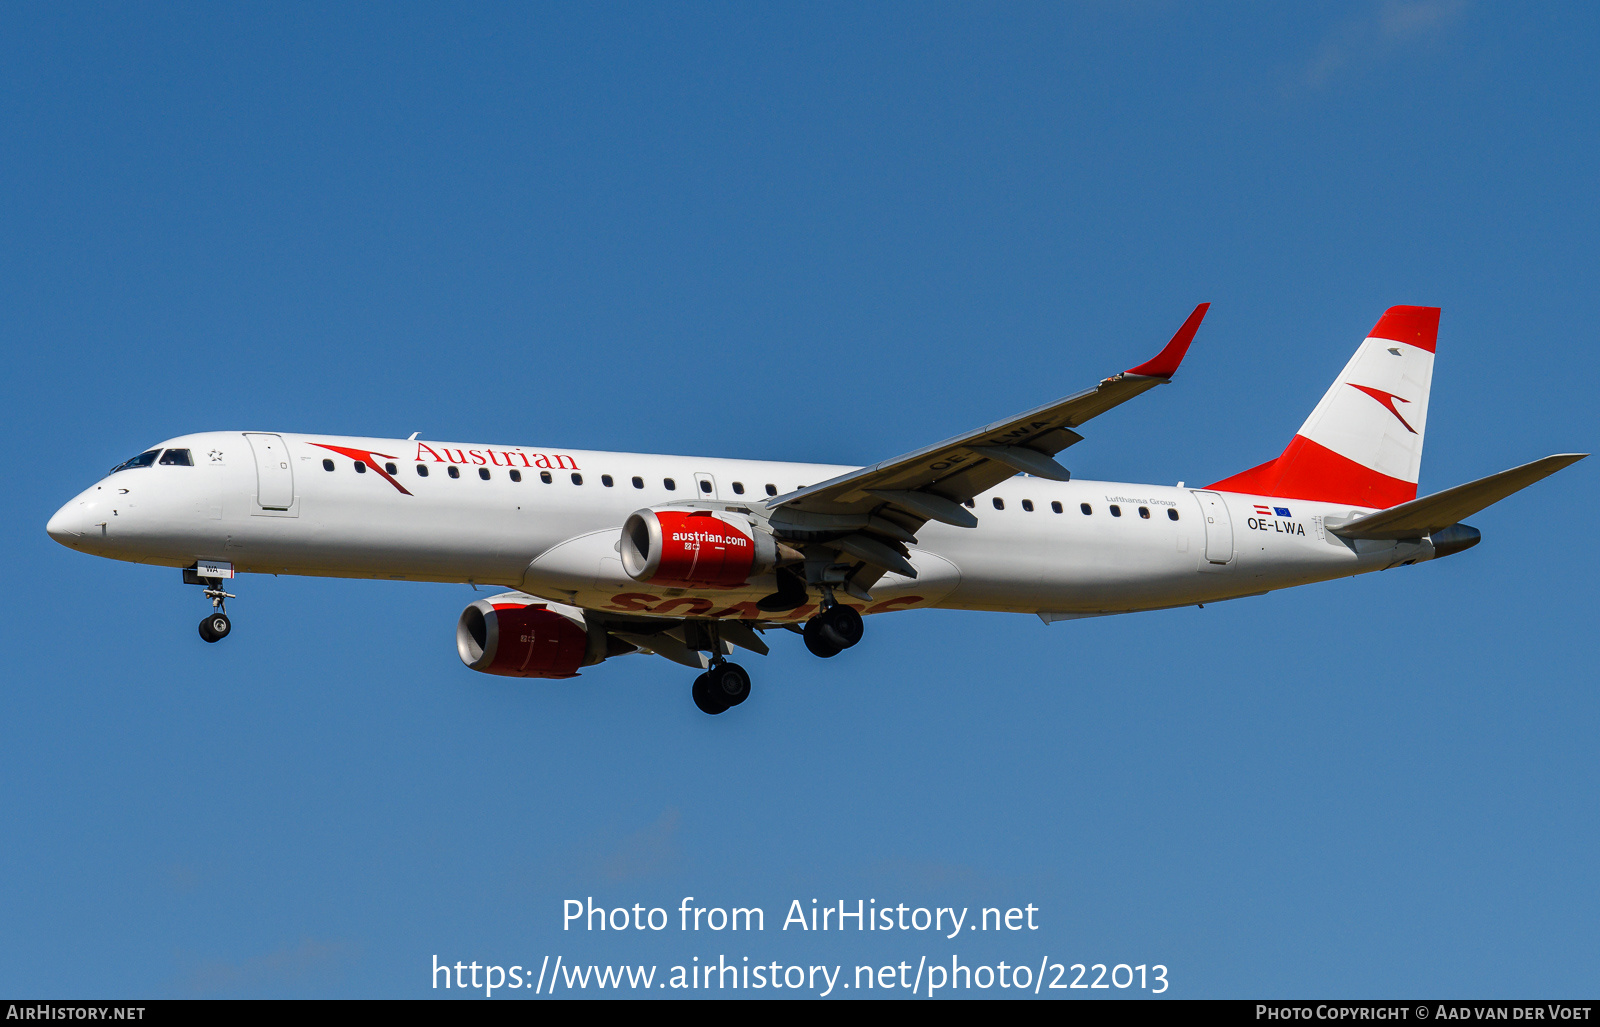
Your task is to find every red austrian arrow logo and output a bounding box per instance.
[310,443,414,495]
[1347,384,1418,434]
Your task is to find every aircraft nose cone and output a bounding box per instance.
[46,501,88,544]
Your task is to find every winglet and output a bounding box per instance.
[1126,302,1209,379]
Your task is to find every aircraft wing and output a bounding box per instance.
[1329,453,1587,540]
[767,303,1209,528]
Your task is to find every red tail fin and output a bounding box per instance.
[1207,306,1439,509]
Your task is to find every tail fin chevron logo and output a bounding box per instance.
[1347,384,1418,434]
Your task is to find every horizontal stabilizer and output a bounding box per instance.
[1329,453,1587,540]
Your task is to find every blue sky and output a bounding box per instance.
[2,1,1595,998]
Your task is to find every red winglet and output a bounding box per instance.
[1126,302,1210,378]
[1367,305,1439,352]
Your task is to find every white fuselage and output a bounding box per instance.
[47,431,1430,623]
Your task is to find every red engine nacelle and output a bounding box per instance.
[456,593,596,678]
[620,508,778,588]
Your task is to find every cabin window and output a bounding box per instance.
[1051,501,1063,513]
[1110,504,1121,517]
[509,469,522,482]
[158,449,193,466]
[479,468,491,480]
[1139,506,1150,519]
[732,482,745,495]
[448,466,460,479]
[1080,503,1091,515]
[632,476,644,489]
[540,471,552,484]
[1168,508,1180,520]
[111,449,161,473]
[1021,499,1034,512]
[664,478,676,491]
[964,499,976,508]
[992,497,1004,510]
[602,474,614,487]
[572,473,583,485]
[760,484,774,496]
[322,459,335,472]
[384,461,397,474]
[416,464,429,477]
[354,461,367,473]
[700,480,713,493]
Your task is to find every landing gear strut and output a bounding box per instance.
[197,580,235,643]
[692,661,751,715]
[803,591,863,658]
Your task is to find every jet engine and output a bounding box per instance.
[456,593,613,678]
[620,508,779,588]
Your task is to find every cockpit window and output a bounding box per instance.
[111,449,161,473]
[158,449,193,466]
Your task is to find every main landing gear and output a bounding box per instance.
[685,587,867,714]
[802,596,863,659]
[692,661,751,716]
[197,580,235,643]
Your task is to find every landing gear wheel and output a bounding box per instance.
[199,612,231,643]
[817,604,863,649]
[803,618,843,658]
[692,673,729,715]
[707,662,751,707]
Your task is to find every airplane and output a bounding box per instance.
[46,304,1585,715]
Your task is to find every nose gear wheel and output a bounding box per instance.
[198,612,231,643]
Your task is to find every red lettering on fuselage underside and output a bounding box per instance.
[865,596,922,615]
[603,593,660,612]
[652,597,715,616]
[599,594,927,618]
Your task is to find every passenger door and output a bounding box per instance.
[245,433,295,510]
[1190,490,1234,570]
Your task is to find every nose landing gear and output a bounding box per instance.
[189,573,236,643]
